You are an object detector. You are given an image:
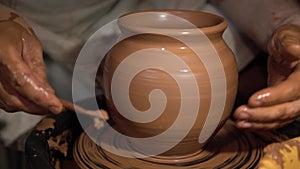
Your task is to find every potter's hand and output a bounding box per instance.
[234,24,300,130]
[0,12,63,115]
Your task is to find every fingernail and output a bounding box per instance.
[238,121,252,128]
[237,106,249,120]
[238,113,249,120]
[252,99,262,106]
[49,105,62,114]
[254,93,271,106]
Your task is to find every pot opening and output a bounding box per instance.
[118,10,226,35]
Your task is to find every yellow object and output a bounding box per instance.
[258,136,300,169]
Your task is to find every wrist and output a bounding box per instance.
[268,24,300,72]
[0,4,15,21]
[272,6,300,30]
[268,7,300,53]
[0,11,19,23]
[0,10,34,35]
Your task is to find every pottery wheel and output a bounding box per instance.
[73,120,282,169]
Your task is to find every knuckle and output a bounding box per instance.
[6,102,21,110]
[268,107,284,120]
[287,103,300,118]
[0,102,19,112]
[279,102,300,119]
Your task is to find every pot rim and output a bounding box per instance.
[118,9,227,36]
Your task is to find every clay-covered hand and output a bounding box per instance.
[0,12,63,115]
[234,24,300,130]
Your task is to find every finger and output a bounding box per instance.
[0,80,49,114]
[2,48,63,114]
[234,99,300,124]
[0,82,21,112]
[235,119,294,130]
[22,31,48,81]
[21,30,56,96]
[21,31,63,114]
[267,57,287,86]
[248,66,300,107]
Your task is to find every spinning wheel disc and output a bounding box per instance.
[73,121,282,169]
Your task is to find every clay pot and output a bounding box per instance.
[101,10,238,157]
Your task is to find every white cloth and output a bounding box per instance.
[0,0,257,146]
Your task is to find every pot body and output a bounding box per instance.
[102,10,238,157]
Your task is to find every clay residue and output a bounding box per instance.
[61,99,109,130]
[48,130,70,157]
[35,118,55,131]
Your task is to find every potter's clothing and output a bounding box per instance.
[214,0,300,52]
[1,0,257,70]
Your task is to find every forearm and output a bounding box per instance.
[212,0,300,52]
[0,3,14,20]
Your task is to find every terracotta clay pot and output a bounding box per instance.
[102,10,238,158]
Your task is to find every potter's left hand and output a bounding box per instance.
[0,11,63,115]
[234,24,300,130]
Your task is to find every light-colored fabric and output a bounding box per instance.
[7,0,256,70]
[0,0,257,146]
[15,0,211,68]
[214,0,300,52]
[0,111,44,146]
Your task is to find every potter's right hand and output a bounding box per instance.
[234,24,300,130]
[0,12,63,115]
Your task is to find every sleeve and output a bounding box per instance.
[212,0,300,52]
